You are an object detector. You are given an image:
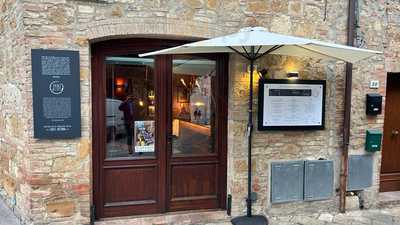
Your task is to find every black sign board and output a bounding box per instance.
[31,49,81,139]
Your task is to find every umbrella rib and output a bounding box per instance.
[242,46,251,58]
[255,45,284,60]
[255,46,263,56]
[295,44,348,62]
[228,46,251,60]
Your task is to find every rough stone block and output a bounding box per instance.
[346,195,360,211]
[2,175,16,196]
[46,201,75,218]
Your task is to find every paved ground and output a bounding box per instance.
[267,207,400,225]
[1,198,399,225]
[188,208,400,225]
[0,200,20,225]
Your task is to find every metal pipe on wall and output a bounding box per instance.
[339,0,357,213]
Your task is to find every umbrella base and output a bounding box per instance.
[231,215,268,225]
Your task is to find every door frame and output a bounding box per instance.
[380,72,400,192]
[91,38,228,218]
[165,54,229,211]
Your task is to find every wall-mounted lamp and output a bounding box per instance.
[259,68,268,79]
[245,65,266,79]
[287,72,299,80]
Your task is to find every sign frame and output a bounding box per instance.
[31,49,81,139]
[258,79,326,130]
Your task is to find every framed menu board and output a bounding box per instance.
[258,79,326,130]
[31,49,81,139]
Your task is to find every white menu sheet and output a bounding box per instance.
[263,83,324,127]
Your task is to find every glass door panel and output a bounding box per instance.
[171,56,217,156]
[105,57,156,159]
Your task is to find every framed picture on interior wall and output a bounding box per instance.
[177,86,189,103]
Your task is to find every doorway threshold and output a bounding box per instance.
[95,209,230,225]
[378,191,400,208]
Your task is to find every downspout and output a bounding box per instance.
[339,0,357,213]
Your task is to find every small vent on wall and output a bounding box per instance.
[271,160,334,203]
[271,161,304,203]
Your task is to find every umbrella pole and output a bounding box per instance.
[247,47,255,217]
[232,46,268,225]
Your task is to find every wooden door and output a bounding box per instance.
[92,39,182,218]
[167,55,228,211]
[380,73,400,192]
[92,39,228,218]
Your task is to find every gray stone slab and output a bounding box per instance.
[0,200,20,225]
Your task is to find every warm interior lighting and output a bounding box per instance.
[285,60,299,73]
[172,119,180,137]
[194,101,205,106]
[287,72,299,80]
[148,105,155,114]
[138,100,144,106]
[246,64,262,78]
[116,87,123,94]
[180,78,187,87]
[148,90,155,99]
[115,77,125,86]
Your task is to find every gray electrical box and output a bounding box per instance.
[304,160,334,201]
[347,155,374,191]
[271,161,304,203]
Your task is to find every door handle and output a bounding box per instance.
[167,134,175,143]
[392,129,399,137]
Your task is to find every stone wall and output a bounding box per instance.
[0,0,398,224]
[384,1,400,73]
[227,0,389,216]
[0,0,32,224]
[23,0,93,223]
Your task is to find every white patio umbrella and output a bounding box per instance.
[140,27,379,63]
[139,27,382,225]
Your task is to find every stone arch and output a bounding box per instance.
[83,18,226,42]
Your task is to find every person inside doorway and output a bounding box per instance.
[119,95,136,155]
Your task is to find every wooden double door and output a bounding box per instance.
[380,73,400,192]
[92,39,228,218]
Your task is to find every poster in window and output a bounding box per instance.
[258,79,325,130]
[134,120,155,152]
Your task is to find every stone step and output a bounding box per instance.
[378,191,400,209]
